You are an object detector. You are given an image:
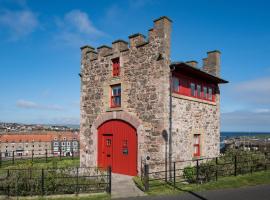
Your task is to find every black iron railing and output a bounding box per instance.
[0,149,80,168]
[0,166,111,197]
[142,151,270,191]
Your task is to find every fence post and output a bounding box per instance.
[196,159,199,183]
[76,167,79,195]
[165,156,168,183]
[7,169,10,197]
[144,164,149,192]
[234,155,237,176]
[107,166,112,194]
[264,152,267,171]
[72,149,74,160]
[59,148,62,160]
[45,149,48,163]
[215,157,218,181]
[12,151,15,164]
[140,157,143,181]
[0,151,2,168]
[41,169,45,196]
[173,162,176,189]
[32,150,34,162]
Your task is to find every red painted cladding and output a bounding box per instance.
[98,120,137,176]
[173,72,217,102]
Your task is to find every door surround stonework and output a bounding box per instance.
[89,111,144,173]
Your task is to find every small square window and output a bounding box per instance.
[203,86,207,99]
[193,134,200,157]
[172,77,179,93]
[111,84,121,108]
[197,85,201,98]
[208,88,213,100]
[112,58,120,76]
[106,139,112,146]
[190,83,196,96]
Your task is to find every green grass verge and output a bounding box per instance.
[8,193,109,200]
[134,170,270,196]
[0,157,80,170]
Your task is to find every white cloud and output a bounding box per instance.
[51,116,79,125]
[222,76,270,105]
[54,10,104,46]
[254,108,270,113]
[16,100,38,108]
[16,100,63,111]
[221,110,270,132]
[0,9,39,40]
[235,77,270,93]
[221,76,270,131]
[65,10,102,35]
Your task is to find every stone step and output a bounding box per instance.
[111,173,145,199]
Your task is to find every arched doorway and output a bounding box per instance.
[97,120,137,176]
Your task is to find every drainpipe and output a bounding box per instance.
[169,65,175,180]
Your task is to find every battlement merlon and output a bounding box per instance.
[80,16,172,58]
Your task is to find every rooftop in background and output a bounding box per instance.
[0,131,79,143]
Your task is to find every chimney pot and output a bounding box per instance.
[186,61,198,68]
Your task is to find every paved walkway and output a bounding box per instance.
[111,173,145,199]
[121,184,270,200]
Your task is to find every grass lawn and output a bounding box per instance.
[1,193,109,200]
[134,170,270,196]
[0,157,80,170]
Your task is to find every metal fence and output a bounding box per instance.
[0,166,111,197]
[141,151,270,191]
[0,149,80,168]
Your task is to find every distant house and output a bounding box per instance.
[0,131,79,158]
[80,16,228,176]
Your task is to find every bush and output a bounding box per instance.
[183,166,196,183]
[0,167,107,196]
[182,149,268,184]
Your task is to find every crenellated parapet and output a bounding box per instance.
[80,16,172,60]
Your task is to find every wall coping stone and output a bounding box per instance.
[112,39,128,44]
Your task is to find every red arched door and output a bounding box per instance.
[98,120,137,176]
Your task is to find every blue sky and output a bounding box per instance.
[0,0,270,131]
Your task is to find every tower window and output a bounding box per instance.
[172,77,179,93]
[111,84,121,108]
[190,83,196,96]
[193,134,201,157]
[112,58,120,76]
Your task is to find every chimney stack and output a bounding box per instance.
[202,50,221,77]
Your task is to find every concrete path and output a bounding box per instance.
[121,184,270,200]
[111,173,145,199]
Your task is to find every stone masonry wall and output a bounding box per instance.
[80,17,172,173]
[171,92,220,162]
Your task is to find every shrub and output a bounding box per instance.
[182,149,268,184]
[183,166,196,183]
